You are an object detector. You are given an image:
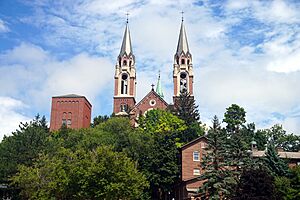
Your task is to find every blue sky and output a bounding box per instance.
[0,0,300,140]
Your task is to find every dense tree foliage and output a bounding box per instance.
[0,115,49,183]
[1,104,300,200]
[234,168,276,200]
[200,116,236,199]
[138,109,186,199]
[12,146,148,200]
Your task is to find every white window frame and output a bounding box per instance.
[193,168,201,176]
[193,151,200,161]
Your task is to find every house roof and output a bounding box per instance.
[252,150,300,159]
[181,136,207,150]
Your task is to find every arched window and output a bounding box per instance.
[121,74,128,94]
[187,59,190,65]
[120,104,128,112]
[129,60,132,67]
[180,72,187,93]
[123,60,127,66]
[181,58,185,64]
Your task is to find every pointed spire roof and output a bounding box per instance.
[156,71,164,99]
[119,22,133,56]
[176,20,190,56]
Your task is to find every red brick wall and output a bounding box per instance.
[182,139,206,181]
[173,76,178,97]
[113,96,135,113]
[132,92,168,119]
[50,97,91,131]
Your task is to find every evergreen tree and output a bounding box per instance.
[171,91,204,143]
[173,90,200,125]
[234,168,276,200]
[200,116,236,199]
[264,143,289,177]
[223,104,246,134]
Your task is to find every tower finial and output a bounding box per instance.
[126,12,129,24]
[181,11,184,22]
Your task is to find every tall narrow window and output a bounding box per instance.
[193,151,200,161]
[121,74,128,94]
[180,72,187,93]
[181,59,185,64]
[123,60,127,66]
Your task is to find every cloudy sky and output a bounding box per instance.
[0,0,300,140]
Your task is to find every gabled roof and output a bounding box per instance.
[252,150,300,159]
[181,136,207,150]
[132,89,168,111]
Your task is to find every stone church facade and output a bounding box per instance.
[113,19,194,122]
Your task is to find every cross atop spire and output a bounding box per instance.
[119,18,133,57]
[126,12,129,24]
[175,18,190,56]
[181,11,184,22]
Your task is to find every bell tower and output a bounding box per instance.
[173,17,194,103]
[113,20,136,114]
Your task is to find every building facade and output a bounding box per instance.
[113,18,194,118]
[50,94,92,131]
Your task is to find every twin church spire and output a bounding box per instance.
[113,16,194,114]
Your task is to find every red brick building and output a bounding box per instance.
[175,136,207,200]
[50,94,92,131]
[113,19,194,119]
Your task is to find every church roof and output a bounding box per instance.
[176,20,190,56]
[119,22,133,57]
[132,89,168,112]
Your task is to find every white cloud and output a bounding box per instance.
[0,97,30,141]
[0,42,114,120]
[0,19,9,33]
[1,0,300,135]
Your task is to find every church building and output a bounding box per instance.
[113,17,194,121]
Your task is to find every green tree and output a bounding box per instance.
[173,91,200,125]
[264,143,289,177]
[223,104,246,134]
[223,104,250,173]
[0,115,49,182]
[12,146,148,200]
[90,115,110,127]
[200,116,236,199]
[138,109,186,199]
[171,91,204,143]
[234,168,276,200]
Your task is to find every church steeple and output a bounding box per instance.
[176,20,190,57]
[119,22,133,58]
[156,71,164,99]
[113,19,136,115]
[173,17,194,101]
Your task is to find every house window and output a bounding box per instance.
[193,169,201,175]
[193,151,200,161]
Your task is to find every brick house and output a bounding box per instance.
[175,136,207,200]
[50,94,92,131]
